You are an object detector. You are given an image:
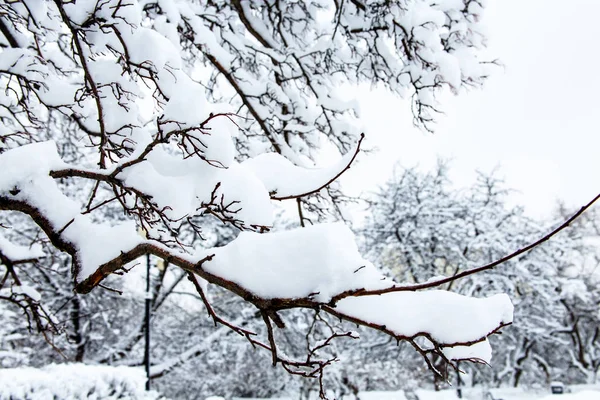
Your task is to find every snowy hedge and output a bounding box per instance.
[0,364,166,400]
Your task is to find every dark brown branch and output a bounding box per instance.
[231,0,273,49]
[205,53,282,154]
[0,17,19,48]
[262,311,278,365]
[53,0,109,168]
[186,272,257,336]
[0,190,514,388]
[297,198,306,227]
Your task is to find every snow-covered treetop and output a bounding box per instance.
[0,0,517,394]
[0,0,492,160]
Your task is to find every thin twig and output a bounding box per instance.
[272,133,365,201]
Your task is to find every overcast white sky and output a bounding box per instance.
[341,0,600,220]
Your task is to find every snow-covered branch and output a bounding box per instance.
[0,0,542,392]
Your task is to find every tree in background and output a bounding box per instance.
[360,163,600,390]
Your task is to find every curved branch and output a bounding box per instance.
[330,191,600,304]
[0,192,511,383]
[322,304,510,369]
[271,133,365,201]
[0,17,19,48]
[53,0,108,168]
[194,38,282,154]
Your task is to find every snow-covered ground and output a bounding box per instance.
[1,364,598,400]
[419,386,600,400]
[350,387,600,400]
[0,364,163,400]
[228,387,600,400]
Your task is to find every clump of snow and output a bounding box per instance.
[120,147,274,226]
[205,222,391,302]
[63,218,143,280]
[442,339,492,362]
[0,233,44,261]
[0,142,143,282]
[10,285,42,302]
[161,78,209,128]
[242,142,357,199]
[335,291,513,363]
[127,27,182,71]
[0,363,167,400]
[0,142,65,192]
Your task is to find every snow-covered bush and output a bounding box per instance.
[0,364,166,400]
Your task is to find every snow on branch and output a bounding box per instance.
[245,133,365,200]
[0,140,514,377]
[0,364,162,400]
[0,233,44,265]
[326,291,513,364]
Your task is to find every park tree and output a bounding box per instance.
[0,0,593,397]
[360,163,600,390]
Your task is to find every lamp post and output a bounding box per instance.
[456,361,462,399]
[137,227,152,391]
[144,253,151,391]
